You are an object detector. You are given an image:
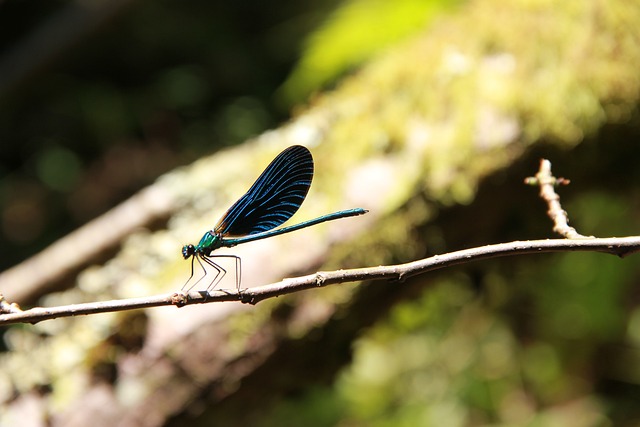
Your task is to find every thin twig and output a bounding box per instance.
[525,159,592,238]
[2,236,639,325]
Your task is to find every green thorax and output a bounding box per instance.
[196,231,224,254]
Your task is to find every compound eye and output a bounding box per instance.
[182,244,195,259]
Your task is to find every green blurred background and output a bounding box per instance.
[0,0,311,269]
[0,0,452,271]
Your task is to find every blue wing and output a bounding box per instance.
[214,145,314,237]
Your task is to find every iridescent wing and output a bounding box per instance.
[214,145,314,237]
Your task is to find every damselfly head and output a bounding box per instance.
[182,244,195,259]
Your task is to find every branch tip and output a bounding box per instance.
[527,158,590,239]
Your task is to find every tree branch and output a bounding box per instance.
[2,158,634,325]
[1,236,639,325]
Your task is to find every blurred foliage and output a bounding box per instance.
[252,182,640,426]
[277,0,462,106]
[0,0,339,270]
